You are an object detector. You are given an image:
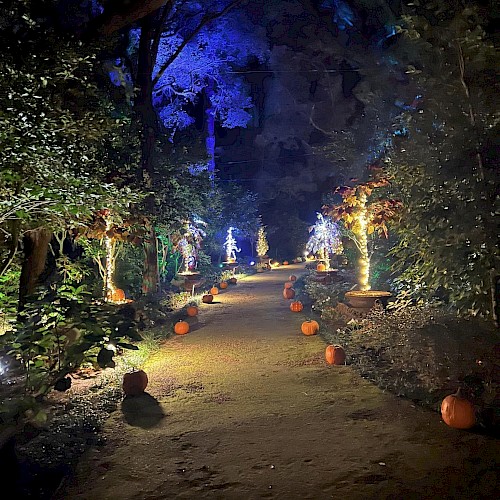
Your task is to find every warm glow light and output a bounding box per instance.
[355,192,371,291]
[256,226,269,257]
[104,217,118,301]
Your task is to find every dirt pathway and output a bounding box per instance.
[59,265,499,499]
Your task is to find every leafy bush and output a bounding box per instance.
[0,265,20,335]
[5,285,141,395]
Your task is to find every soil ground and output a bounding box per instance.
[58,264,499,499]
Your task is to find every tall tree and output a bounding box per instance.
[0,1,138,305]
[106,0,261,293]
[386,2,499,322]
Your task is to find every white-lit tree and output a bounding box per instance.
[177,217,206,273]
[306,213,343,271]
[256,225,269,258]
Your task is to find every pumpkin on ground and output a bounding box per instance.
[186,305,198,317]
[284,281,294,289]
[289,275,297,282]
[210,286,219,295]
[109,288,125,302]
[316,263,326,272]
[122,370,148,396]
[229,277,237,284]
[301,319,319,336]
[219,281,228,289]
[283,260,289,265]
[290,301,303,312]
[202,294,214,303]
[441,389,476,429]
[283,288,296,300]
[174,320,190,335]
[325,345,346,365]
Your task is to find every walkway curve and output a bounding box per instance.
[59,264,498,500]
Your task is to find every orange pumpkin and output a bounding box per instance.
[301,319,319,336]
[210,286,219,295]
[186,305,198,317]
[284,281,294,289]
[316,263,326,272]
[441,389,476,429]
[325,345,346,365]
[229,277,237,284]
[174,320,190,335]
[283,288,296,300]
[109,288,125,302]
[290,301,303,312]
[202,294,214,303]
[283,260,289,265]
[219,281,228,289]
[289,275,297,282]
[122,370,148,396]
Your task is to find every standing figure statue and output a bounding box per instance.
[224,227,241,263]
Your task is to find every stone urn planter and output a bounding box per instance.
[344,290,392,309]
[181,272,201,281]
[222,262,239,273]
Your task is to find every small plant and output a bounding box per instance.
[160,291,192,311]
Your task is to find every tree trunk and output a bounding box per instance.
[136,13,160,294]
[142,226,159,295]
[205,79,216,185]
[18,227,52,309]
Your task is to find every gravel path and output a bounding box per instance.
[59,264,499,499]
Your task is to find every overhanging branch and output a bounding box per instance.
[152,0,244,87]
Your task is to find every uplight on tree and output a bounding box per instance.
[324,179,401,290]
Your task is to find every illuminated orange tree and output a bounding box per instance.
[324,179,401,291]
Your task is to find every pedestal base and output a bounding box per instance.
[344,290,392,309]
[336,290,392,320]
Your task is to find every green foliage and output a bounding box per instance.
[7,284,89,394]
[0,264,20,335]
[201,183,260,260]
[0,2,141,279]
[386,3,499,319]
[159,291,193,311]
[5,284,141,395]
[115,244,144,297]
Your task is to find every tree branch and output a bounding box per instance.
[87,0,173,37]
[152,0,244,87]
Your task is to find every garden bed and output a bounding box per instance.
[300,272,500,435]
